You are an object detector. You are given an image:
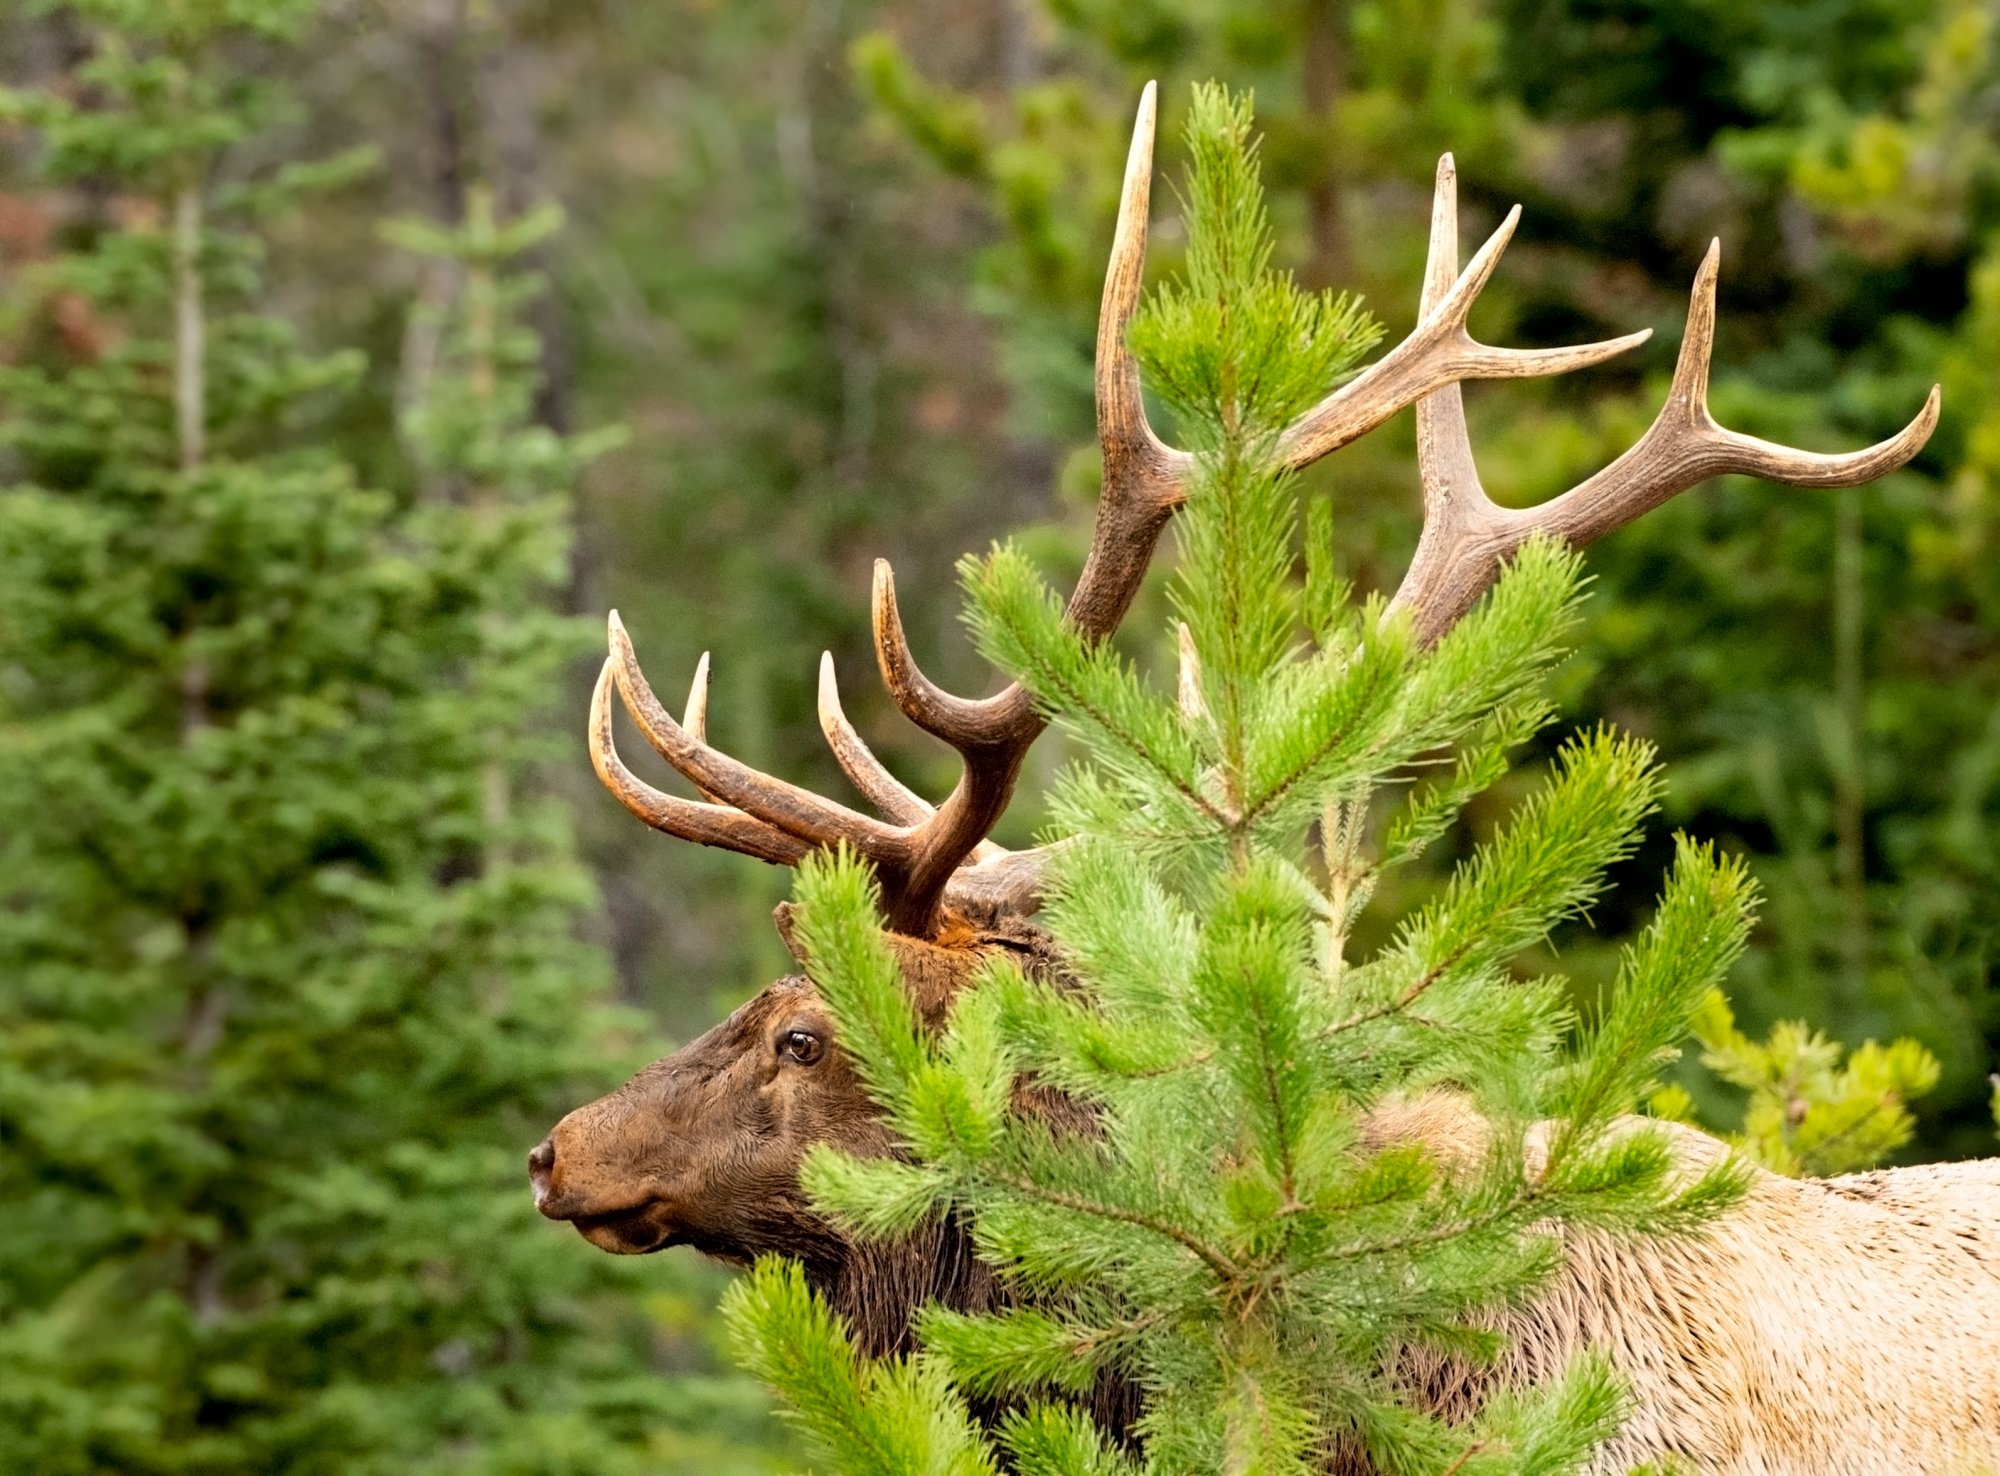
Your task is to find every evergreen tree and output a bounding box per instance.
[1651,991,1940,1176]
[724,87,1756,1475]
[0,5,776,1471]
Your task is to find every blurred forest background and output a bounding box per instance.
[0,0,1995,1470]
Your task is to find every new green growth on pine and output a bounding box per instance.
[725,85,1760,1476]
[1650,991,1940,1177]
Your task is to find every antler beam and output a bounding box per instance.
[1277,208,1650,473]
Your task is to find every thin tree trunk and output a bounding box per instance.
[174,180,206,471]
[1832,486,1868,1007]
[173,168,220,1061]
[1301,0,1348,287]
[465,187,513,869]
[172,152,225,1328]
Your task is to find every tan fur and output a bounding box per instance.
[1361,1095,2000,1476]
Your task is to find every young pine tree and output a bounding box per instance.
[724,86,1758,1476]
[0,7,772,1472]
[1650,990,1939,1177]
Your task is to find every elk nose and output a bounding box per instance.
[528,1137,557,1212]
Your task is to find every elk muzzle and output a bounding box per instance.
[528,1094,687,1255]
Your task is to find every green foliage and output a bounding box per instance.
[1651,992,1941,1177]
[4,1,1993,1470]
[725,1258,997,1476]
[1125,90,1381,443]
[732,88,1760,1476]
[1491,0,2000,1143]
[852,0,1522,448]
[0,6,768,1471]
[849,0,2000,1162]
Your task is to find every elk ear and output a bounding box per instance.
[772,901,806,966]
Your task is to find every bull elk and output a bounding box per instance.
[531,85,2000,1475]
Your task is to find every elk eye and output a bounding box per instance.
[780,1029,823,1066]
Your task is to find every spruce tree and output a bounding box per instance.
[724,86,1758,1475]
[0,5,775,1471]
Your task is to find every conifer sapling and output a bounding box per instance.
[724,84,1758,1476]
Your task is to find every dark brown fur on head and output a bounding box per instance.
[529,908,1069,1354]
[531,905,1141,1438]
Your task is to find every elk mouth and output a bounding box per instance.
[533,1169,685,1255]
[562,1201,761,1264]
[530,1135,681,1253]
[567,1202,682,1256]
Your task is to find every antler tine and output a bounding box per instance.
[682,651,711,740]
[1176,622,1207,725]
[1096,80,1169,481]
[607,612,911,858]
[1069,78,1194,640]
[859,84,1195,934]
[871,560,1029,749]
[820,650,1012,860]
[1276,199,1651,477]
[675,651,734,803]
[817,650,937,827]
[587,658,809,865]
[1399,154,1500,631]
[1583,241,1942,495]
[1388,231,1943,643]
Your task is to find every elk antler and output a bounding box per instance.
[590,81,1184,936]
[590,87,1939,937]
[1390,154,1941,645]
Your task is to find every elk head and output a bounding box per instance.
[530,83,1938,1269]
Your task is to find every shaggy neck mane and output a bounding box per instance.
[824,1214,1002,1358]
[817,1214,1143,1440]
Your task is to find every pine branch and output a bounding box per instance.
[981,1166,1244,1284]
